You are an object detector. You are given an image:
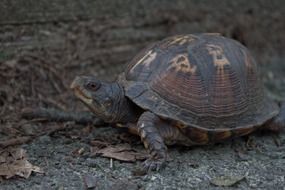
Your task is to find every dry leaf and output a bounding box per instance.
[91,144,147,162]
[83,174,98,189]
[90,140,110,148]
[210,175,245,187]
[0,148,44,179]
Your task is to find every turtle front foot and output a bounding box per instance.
[143,157,166,171]
[136,111,168,171]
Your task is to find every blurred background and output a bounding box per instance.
[1,0,285,96]
[1,1,285,112]
[1,0,285,143]
[0,1,285,188]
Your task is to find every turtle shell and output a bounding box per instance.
[121,33,279,130]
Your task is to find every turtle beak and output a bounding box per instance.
[70,76,93,104]
[70,76,82,90]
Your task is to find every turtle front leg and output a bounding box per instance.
[137,111,167,171]
[265,102,285,132]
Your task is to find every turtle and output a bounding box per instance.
[70,33,285,171]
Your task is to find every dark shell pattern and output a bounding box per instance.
[122,33,279,131]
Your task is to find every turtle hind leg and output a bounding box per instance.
[264,102,285,132]
[137,111,168,171]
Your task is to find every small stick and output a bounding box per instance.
[21,107,105,126]
[110,158,113,169]
[0,136,32,148]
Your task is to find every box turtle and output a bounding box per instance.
[70,33,285,171]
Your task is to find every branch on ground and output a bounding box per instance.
[21,107,105,126]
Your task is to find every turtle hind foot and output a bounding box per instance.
[264,101,285,132]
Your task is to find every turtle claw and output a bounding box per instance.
[143,158,166,172]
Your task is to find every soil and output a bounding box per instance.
[0,1,285,189]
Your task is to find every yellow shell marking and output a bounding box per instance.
[206,44,230,73]
[243,50,252,69]
[206,44,230,67]
[130,50,157,72]
[168,35,196,46]
[168,54,197,74]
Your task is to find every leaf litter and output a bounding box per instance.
[210,175,246,187]
[0,147,44,180]
[90,143,147,162]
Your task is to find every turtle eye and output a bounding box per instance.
[86,81,100,91]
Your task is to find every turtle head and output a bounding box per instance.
[70,76,128,123]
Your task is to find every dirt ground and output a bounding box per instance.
[1,1,285,189]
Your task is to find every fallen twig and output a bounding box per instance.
[21,107,105,126]
[38,94,67,111]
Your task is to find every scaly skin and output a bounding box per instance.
[137,112,168,171]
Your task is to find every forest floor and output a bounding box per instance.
[1,1,285,189]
